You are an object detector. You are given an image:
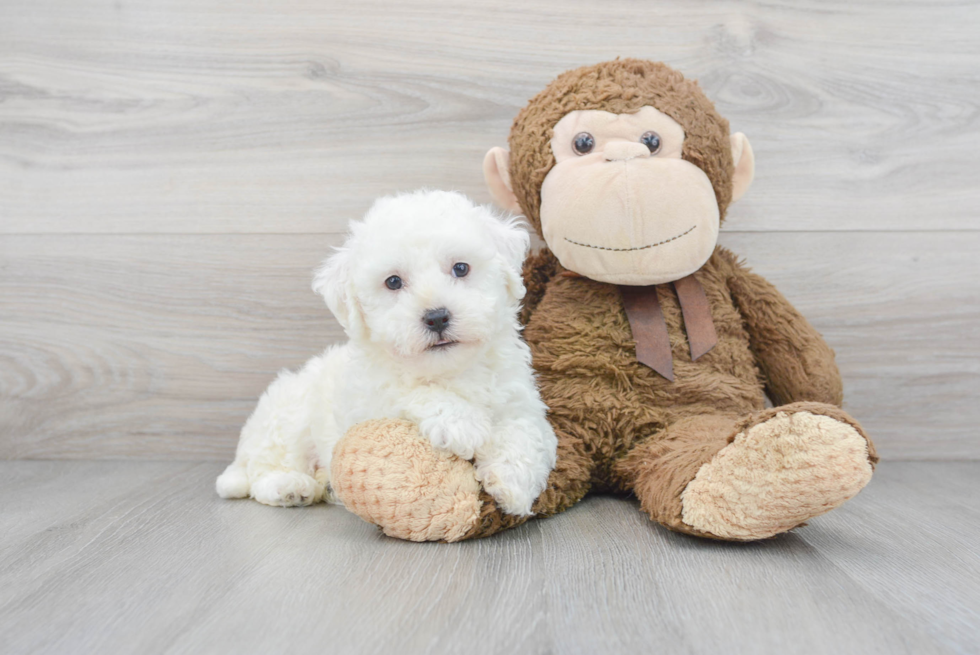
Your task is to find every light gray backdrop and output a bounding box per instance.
[2,0,978,460]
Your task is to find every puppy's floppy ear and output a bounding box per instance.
[312,245,363,334]
[483,209,530,301]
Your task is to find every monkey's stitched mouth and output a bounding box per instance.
[564,225,696,252]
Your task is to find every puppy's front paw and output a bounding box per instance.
[419,412,490,461]
[476,462,540,517]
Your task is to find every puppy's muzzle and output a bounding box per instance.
[422,307,451,335]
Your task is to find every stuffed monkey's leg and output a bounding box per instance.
[615,403,877,541]
[331,415,593,542]
[614,414,737,537]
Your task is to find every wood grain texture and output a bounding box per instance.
[0,234,344,459]
[2,231,978,460]
[0,460,976,655]
[1,0,979,233]
[2,0,978,461]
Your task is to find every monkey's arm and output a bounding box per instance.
[722,251,843,407]
[519,248,561,326]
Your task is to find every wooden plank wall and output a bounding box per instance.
[1,0,978,460]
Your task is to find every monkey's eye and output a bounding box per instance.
[572,132,595,155]
[384,275,403,290]
[452,262,470,278]
[640,131,662,154]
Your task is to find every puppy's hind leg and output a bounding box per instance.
[216,352,338,507]
[216,463,250,499]
[251,470,320,507]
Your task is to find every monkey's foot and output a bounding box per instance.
[680,407,875,540]
[330,419,482,542]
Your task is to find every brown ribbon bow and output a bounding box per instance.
[619,275,718,381]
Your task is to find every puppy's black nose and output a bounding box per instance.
[422,308,451,333]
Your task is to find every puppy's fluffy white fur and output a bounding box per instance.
[216,190,557,516]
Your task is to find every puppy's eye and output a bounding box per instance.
[572,132,595,155]
[452,262,470,278]
[384,275,403,290]
[640,131,662,154]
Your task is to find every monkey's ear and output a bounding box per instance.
[483,147,522,213]
[730,133,755,202]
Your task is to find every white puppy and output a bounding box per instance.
[216,190,557,516]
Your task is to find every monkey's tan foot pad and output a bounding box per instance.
[680,410,874,541]
[330,419,482,542]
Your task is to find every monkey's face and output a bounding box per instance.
[540,106,720,285]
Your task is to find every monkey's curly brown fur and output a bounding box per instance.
[508,59,735,234]
[464,247,876,540]
[459,60,877,540]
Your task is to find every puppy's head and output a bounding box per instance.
[313,190,530,372]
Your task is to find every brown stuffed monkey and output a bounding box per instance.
[331,59,877,542]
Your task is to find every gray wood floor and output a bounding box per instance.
[0,461,977,655]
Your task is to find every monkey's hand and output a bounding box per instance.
[723,248,843,407]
